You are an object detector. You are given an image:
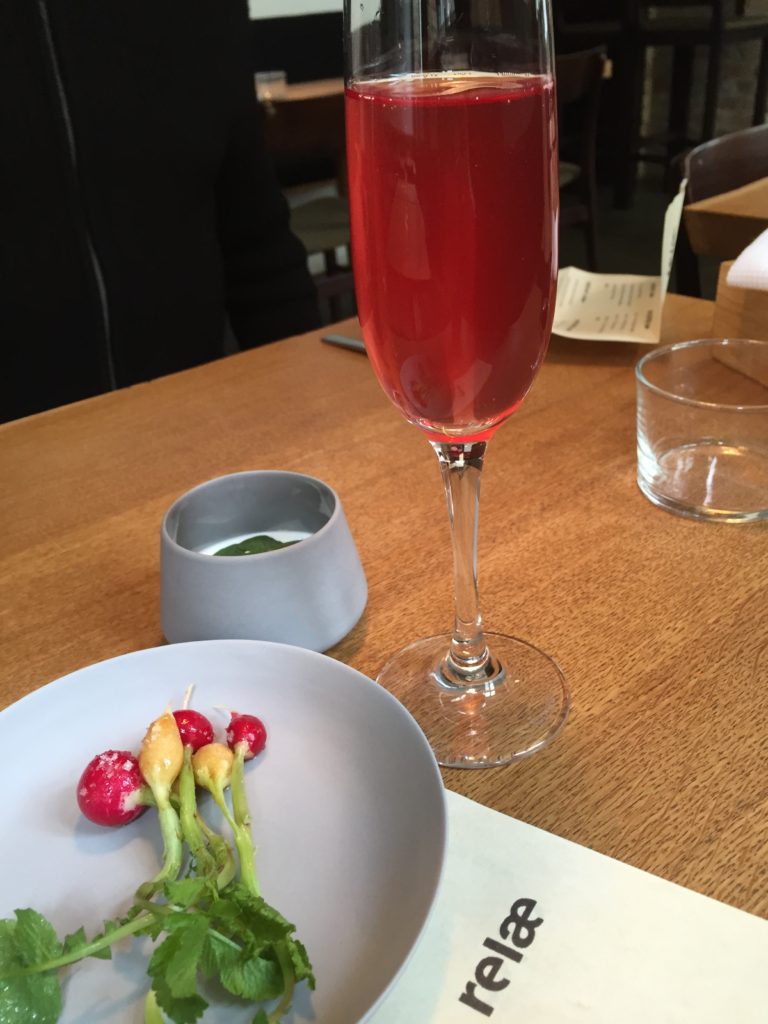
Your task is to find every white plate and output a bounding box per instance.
[0,640,446,1023]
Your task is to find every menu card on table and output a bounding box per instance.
[552,181,687,344]
[370,790,767,1023]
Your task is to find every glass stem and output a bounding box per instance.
[432,440,494,683]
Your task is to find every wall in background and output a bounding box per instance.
[249,0,341,18]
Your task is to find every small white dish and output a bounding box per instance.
[0,640,446,1023]
[161,471,368,651]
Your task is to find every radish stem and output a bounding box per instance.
[206,780,260,897]
[230,747,251,828]
[136,800,183,901]
[177,747,215,876]
[268,941,298,1024]
[229,747,260,897]
[196,810,236,890]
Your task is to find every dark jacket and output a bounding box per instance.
[1,0,320,422]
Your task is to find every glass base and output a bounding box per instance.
[637,442,768,523]
[377,633,570,769]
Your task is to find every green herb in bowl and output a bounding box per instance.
[214,535,299,557]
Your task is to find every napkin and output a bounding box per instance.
[726,226,768,291]
[370,790,768,1023]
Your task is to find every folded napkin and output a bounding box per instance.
[727,226,768,291]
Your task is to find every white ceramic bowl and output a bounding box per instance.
[0,640,447,1023]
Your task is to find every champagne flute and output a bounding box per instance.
[344,0,570,767]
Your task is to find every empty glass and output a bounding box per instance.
[636,338,768,522]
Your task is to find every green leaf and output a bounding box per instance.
[219,953,282,1002]
[61,926,111,962]
[164,878,209,910]
[214,536,298,557]
[226,886,294,940]
[251,1011,269,1024]
[0,917,61,1023]
[199,931,239,979]
[0,974,62,1024]
[139,914,167,942]
[203,896,241,926]
[149,916,209,999]
[151,976,207,1024]
[12,910,61,967]
[62,927,86,954]
[166,923,209,999]
[286,938,315,989]
[88,917,128,960]
[0,921,19,973]
[150,931,208,1024]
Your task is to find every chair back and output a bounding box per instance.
[684,124,768,202]
[556,46,607,172]
[555,46,607,108]
[555,47,607,269]
[557,1,727,36]
[622,0,725,27]
[259,92,347,191]
[555,1,616,31]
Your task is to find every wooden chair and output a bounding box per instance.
[556,2,768,209]
[290,197,355,323]
[675,123,768,295]
[556,47,608,271]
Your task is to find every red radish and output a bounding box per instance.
[225,713,267,760]
[173,709,214,751]
[77,750,148,826]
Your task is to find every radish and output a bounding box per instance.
[77,750,149,827]
[136,710,184,900]
[221,714,266,898]
[225,712,267,760]
[192,742,234,791]
[173,708,214,751]
[4,708,314,1022]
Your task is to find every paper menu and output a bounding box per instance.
[370,790,767,1023]
[551,271,664,343]
[552,180,688,344]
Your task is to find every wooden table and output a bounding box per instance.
[684,176,768,260]
[2,293,767,920]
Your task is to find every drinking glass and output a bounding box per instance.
[344,0,570,767]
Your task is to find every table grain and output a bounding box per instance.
[2,294,766,918]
